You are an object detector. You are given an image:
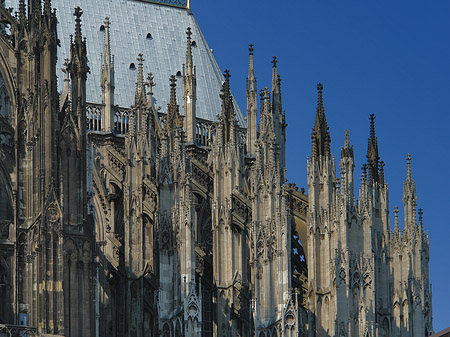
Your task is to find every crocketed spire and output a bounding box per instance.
[220,70,235,143]
[366,114,380,185]
[341,129,354,159]
[166,75,181,130]
[312,83,331,158]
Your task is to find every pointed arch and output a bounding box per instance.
[0,36,17,125]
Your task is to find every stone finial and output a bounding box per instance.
[249,43,254,55]
[272,56,278,68]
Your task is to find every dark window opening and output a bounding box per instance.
[100,24,105,31]
[146,33,153,39]
[130,63,136,70]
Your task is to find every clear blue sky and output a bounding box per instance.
[192,0,449,331]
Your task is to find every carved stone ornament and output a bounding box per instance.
[46,205,60,223]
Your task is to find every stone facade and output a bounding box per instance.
[306,87,433,337]
[0,1,431,337]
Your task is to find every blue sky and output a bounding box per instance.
[193,0,449,331]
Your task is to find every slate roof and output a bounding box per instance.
[6,0,245,125]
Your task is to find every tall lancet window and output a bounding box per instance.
[0,73,10,122]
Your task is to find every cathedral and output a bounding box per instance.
[0,0,433,336]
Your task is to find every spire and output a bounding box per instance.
[366,114,380,185]
[341,129,354,159]
[183,26,196,143]
[312,83,331,158]
[344,129,350,148]
[70,6,89,78]
[403,153,417,228]
[74,6,83,45]
[135,53,146,102]
[166,75,180,130]
[248,44,255,90]
[185,27,193,74]
[103,17,112,65]
[246,44,258,156]
[246,44,257,156]
[272,56,278,92]
[100,17,115,132]
[220,70,235,143]
[406,153,412,182]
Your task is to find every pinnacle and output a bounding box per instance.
[369,113,376,140]
[102,17,112,65]
[366,113,380,185]
[73,7,83,44]
[186,27,193,67]
[312,83,330,158]
[406,153,412,182]
[344,130,350,149]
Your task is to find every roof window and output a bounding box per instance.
[130,63,136,70]
[176,71,182,77]
[146,33,153,40]
[191,40,196,47]
[100,25,105,31]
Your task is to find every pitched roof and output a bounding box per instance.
[6,0,245,125]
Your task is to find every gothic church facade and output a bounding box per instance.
[0,1,432,337]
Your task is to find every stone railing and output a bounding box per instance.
[87,105,247,149]
[195,118,215,147]
[86,104,102,131]
[114,108,131,134]
[0,324,38,337]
